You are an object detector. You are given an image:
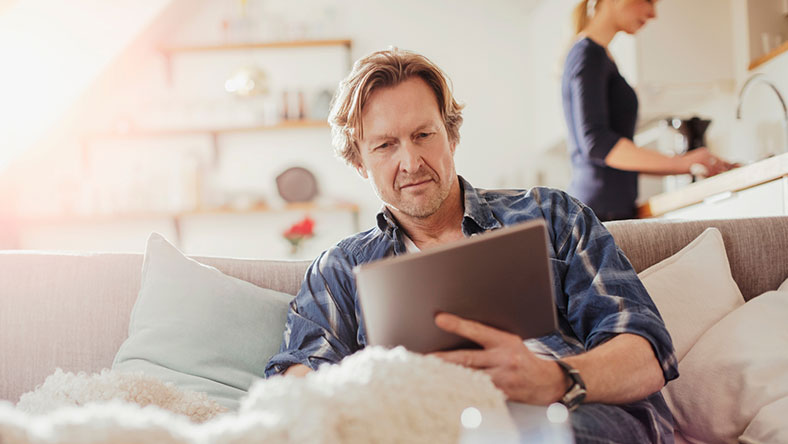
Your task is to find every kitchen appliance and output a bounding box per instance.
[667,116,711,154]
[666,116,712,184]
[658,116,711,192]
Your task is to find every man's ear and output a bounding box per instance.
[355,162,368,179]
[450,141,457,155]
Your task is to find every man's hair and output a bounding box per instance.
[328,48,464,167]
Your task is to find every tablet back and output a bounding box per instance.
[354,219,558,353]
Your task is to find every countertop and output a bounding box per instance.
[638,152,788,218]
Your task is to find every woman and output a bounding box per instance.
[562,0,734,221]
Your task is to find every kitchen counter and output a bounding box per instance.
[638,152,788,218]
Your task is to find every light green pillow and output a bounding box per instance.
[112,233,293,410]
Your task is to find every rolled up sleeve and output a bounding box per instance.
[550,193,679,384]
[265,246,362,377]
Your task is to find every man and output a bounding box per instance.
[265,48,678,443]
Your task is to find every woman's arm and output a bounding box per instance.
[605,137,735,177]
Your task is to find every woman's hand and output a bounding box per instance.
[431,312,567,405]
[679,147,737,177]
[604,138,739,176]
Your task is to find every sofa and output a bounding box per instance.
[1,216,787,443]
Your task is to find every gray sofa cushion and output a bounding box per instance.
[0,250,309,403]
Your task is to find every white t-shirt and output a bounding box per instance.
[402,233,420,253]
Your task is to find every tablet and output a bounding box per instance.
[354,219,558,353]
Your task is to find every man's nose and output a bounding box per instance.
[398,141,423,172]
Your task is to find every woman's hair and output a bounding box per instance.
[328,48,464,168]
[572,0,596,35]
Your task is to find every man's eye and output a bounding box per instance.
[376,142,389,150]
[417,132,432,139]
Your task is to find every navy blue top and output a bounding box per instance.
[562,37,639,221]
[266,176,678,443]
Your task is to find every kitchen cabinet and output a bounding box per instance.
[661,177,785,219]
[639,152,788,219]
[749,41,788,70]
[745,0,788,69]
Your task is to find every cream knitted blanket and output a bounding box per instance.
[1,347,513,444]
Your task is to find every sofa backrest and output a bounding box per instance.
[605,216,788,301]
[2,216,786,403]
[0,252,310,403]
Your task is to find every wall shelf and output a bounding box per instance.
[160,38,353,85]
[88,120,329,140]
[18,202,359,224]
[17,202,361,246]
[83,120,330,167]
[160,39,352,54]
[61,38,358,250]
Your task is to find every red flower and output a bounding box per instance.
[284,216,315,240]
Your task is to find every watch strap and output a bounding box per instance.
[554,358,587,411]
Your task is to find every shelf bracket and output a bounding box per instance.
[173,214,182,247]
[210,132,220,168]
[81,138,91,176]
[163,50,173,87]
[344,41,353,71]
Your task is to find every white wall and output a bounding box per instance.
[167,0,539,189]
[9,0,782,257]
[0,0,173,172]
[746,52,788,159]
[699,0,788,163]
[4,0,546,257]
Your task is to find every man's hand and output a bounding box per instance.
[284,364,313,377]
[431,312,567,405]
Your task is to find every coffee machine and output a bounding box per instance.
[668,116,712,183]
[655,116,712,191]
[668,116,711,154]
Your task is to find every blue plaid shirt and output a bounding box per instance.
[266,176,678,441]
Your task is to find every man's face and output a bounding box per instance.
[356,76,457,219]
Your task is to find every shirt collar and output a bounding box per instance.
[375,175,502,239]
[458,175,502,234]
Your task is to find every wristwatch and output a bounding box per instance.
[554,358,586,411]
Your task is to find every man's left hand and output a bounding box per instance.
[431,312,567,405]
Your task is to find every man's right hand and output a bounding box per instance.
[284,364,313,377]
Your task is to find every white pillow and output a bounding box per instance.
[662,290,788,444]
[739,396,788,444]
[113,233,294,410]
[778,276,788,292]
[637,227,744,361]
